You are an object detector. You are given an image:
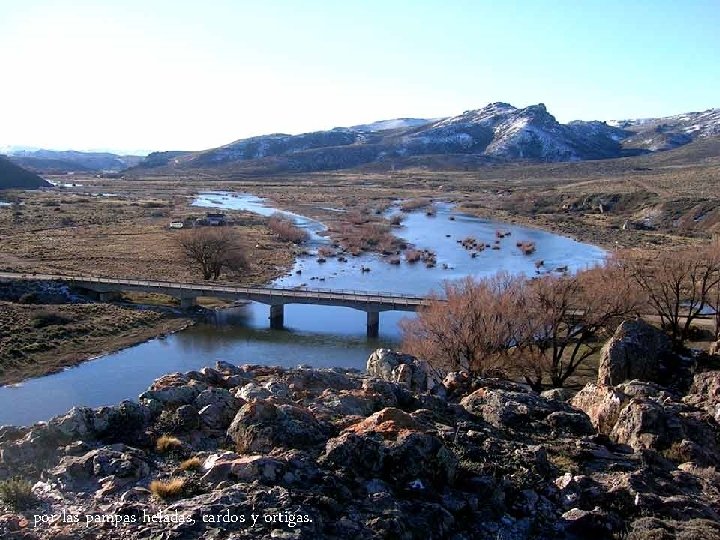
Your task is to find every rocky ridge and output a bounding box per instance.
[133,103,720,174]
[0,348,719,539]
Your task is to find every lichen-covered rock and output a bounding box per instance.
[460,380,584,432]
[597,318,679,386]
[194,388,243,430]
[571,383,630,434]
[367,348,441,394]
[227,400,327,453]
[200,452,285,484]
[685,370,720,422]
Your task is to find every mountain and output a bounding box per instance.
[609,108,720,152]
[129,103,720,176]
[349,118,434,132]
[5,150,144,173]
[0,156,51,190]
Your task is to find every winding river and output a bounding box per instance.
[0,192,605,425]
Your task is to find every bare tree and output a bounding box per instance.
[401,261,639,390]
[514,260,640,389]
[622,245,720,344]
[176,228,248,281]
[400,274,524,377]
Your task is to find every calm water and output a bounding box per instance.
[0,192,605,426]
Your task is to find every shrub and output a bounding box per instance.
[149,478,186,500]
[0,478,36,510]
[389,214,404,226]
[31,310,72,328]
[156,435,183,454]
[621,243,720,345]
[400,198,431,212]
[267,214,308,243]
[405,249,422,263]
[18,292,39,304]
[179,457,203,471]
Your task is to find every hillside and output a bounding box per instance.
[0,156,50,189]
[129,103,720,176]
[6,150,143,174]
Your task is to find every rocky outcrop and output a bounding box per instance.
[597,318,675,386]
[1,354,719,539]
[572,375,720,467]
[366,348,442,394]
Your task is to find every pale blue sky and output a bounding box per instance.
[0,0,718,153]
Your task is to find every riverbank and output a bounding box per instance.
[0,301,193,386]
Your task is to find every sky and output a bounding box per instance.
[0,0,718,154]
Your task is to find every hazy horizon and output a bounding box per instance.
[1,0,718,154]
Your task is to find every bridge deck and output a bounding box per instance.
[0,272,429,312]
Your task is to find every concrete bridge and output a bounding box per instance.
[0,272,429,337]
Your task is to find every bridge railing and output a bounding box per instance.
[1,272,431,302]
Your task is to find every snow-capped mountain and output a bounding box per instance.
[349,118,434,132]
[134,103,720,174]
[609,108,720,151]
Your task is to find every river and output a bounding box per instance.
[0,192,605,425]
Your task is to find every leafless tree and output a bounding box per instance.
[514,260,640,389]
[176,228,248,281]
[622,245,720,344]
[400,274,524,377]
[401,261,639,390]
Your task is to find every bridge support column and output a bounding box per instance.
[367,311,380,338]
[269,304,284,329]
[180,296,197,309]
[98,291,120,302]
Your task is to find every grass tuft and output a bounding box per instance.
[179,456,203,471]
[149,478,186,500]
[156,435,183,453]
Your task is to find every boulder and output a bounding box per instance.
[320,429,457,487]
[92,401,152,443]
[139,373,205,411]
[609,398,670,451]
[571,383,630,435]
[597,319,676,386]
[685,370,720,422]
[227,401,327,453]
[460,381,577,431]
[344,407,420,438]
[200,452,285,484]
[194,388,243,430]
[367,349,441,394]
[50,446,150,490]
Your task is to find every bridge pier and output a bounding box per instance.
[367,311,380,338]
[179,296,197,309]
[269,304,284,329]
[98,291,121,302]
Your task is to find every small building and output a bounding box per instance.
[206,212,227,226]
[169,221,185,229]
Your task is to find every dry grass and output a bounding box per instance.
[156,435,183,453]
[179,456,203,471]
[149,478,186,500]
[0,180,294,286]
